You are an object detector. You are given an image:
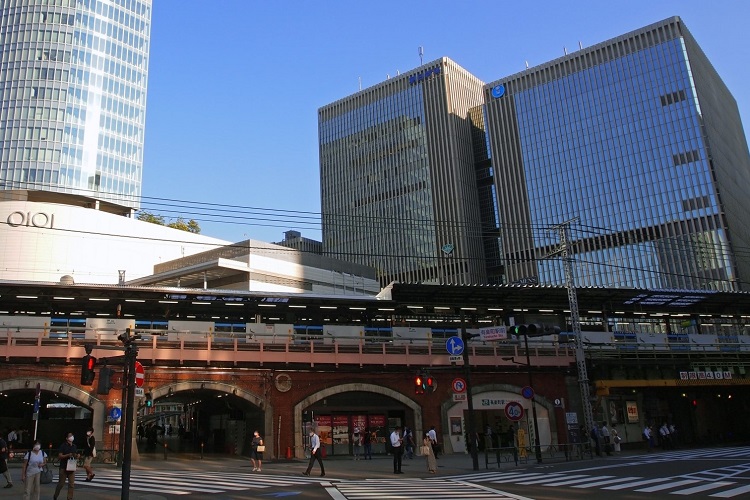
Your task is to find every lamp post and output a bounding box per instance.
[503,336,543,464]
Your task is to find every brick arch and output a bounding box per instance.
[148,380,272,456]
[292,383,422,459]
[0,377,106,442]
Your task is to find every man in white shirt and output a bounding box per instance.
[600,422,612,456]
[6,430,16,444]
[390,427,404,474]
[427,426,439,458]
[303,428,325,477]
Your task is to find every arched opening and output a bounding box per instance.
[0,378,105,452]
[137,381,271,457]
[293,383,422,458]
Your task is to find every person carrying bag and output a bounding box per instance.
[21,440,47,500]
[53,432,78,500]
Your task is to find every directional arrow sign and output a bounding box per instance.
[445,336,464,356]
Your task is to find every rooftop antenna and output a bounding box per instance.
[564,46,568,55]
[525,60,529,69]
[358,76,361,91]
[418,46,424,66]
[578,40,583,50]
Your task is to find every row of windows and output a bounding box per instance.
[660,89,687,106]
[0,11,75,26]
[673,149,701,166]
[2,85,67,101]
[0,66,70,83]
[5,0,77,6]
[0,29,75,45]
[0,105,65,121]
[0,47,72,62]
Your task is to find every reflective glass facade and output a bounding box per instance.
[0,0,151,209]
[319,58,486,286]
[485,17,750,291]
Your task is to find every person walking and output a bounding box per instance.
[428,425,439,458]
[611,423,622,453]
[53,432,77,500]
[390,426,404,474]
[422,432,436,473]
[303,428,325,477]
[590,424,601,457]
[250,431,264,472]
[352,428,362,460]
[362,427,372,460]
[21,440,46,500]
[600,422,612,456]
[643,425,654,452]
[0,435,12,489]
[82,428,95,482]
[403,426,414,459]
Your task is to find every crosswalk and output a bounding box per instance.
[74,469,328,495]
[330,478,532,500]
[435,466,750,498]
[627,446,750,463]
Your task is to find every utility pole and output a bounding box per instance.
[460,310,479,470]
[523,333,543,463]
[118,328,140,500]
[548,218,594,437]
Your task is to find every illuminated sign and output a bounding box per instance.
[409,66,441,85]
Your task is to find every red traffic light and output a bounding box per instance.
[80,354,97,385]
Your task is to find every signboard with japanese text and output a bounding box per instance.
[626,401,639,423]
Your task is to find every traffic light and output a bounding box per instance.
[425,375,435,393]
[415,374,425,395]
[96,366,113,395]
[145,392,153,408]
[80,354,96,385]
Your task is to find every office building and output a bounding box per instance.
[319,58,488,287]
[0,0,152,209]
[483,16,750,290]
[321,17,750,291]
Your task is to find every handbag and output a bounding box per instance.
[92,446,97,458]
[256,445,266,452]
[40,465,53,484]
[66,457,77,472]
[421,445,431,455]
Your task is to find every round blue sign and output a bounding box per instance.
[109,407,122,420]
[446,336,465,356]
[491,84,506,98]
[521,386,535,399]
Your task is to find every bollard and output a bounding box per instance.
[200,442,204,460]
[163,442,168,460]
[286,446,292,460]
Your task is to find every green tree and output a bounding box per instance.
[137,212,201,234]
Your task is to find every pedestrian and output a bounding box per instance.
[600,421,612,456]
[21,440,47,500]
[303,428,325,477]
[6,428,17,445]
[352,428,362,460]
[403,426,414,459]
[611,423,621,453]
[422,432,436,473]
[362,427,372,460]
[53,432,77,500]
[390,426,404,474]
[659,422,672,449]
[250,430,264,472]
[591,423,601,457]
[643,425,654,452]
[428,425,439,458]
[83,427,95,482]
[0,435,12,488]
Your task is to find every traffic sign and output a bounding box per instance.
[504,401,524,421]
[135,387,144,397]
[479,326,507,341]
[521,386,535,399]
[446,336,465,356]
[134,361,145,387]
[452,378,467,393]
[109,407,122,420]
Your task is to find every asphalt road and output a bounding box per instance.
[1,446,749,499]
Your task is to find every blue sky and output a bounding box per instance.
[141,0,750,244]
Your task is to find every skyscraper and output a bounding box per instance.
[319,58,487,286]
[484,17,750,291]
[0,0,152,211]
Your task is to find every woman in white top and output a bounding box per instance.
[21,440,47,500]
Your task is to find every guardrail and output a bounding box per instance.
[1,329,576,368]
[484,443,593,468]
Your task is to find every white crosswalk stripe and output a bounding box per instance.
[331,478,530,499]
[440,469,750,498]
[74,469,329,495]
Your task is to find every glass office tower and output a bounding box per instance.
[319,58,487,286]
[0,0,152,210]
[484,17,750,291]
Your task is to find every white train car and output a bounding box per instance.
[85,318,134,341]
[247,323,294,344]
[0,315,50,340]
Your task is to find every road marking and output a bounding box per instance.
[571,476,643,488]
[710,483,750,498]
[671,481,735,495]
[635,479,701,492]
[602,477,674,490]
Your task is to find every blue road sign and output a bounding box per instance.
[110,407,122,420]
[446,336,465,356]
